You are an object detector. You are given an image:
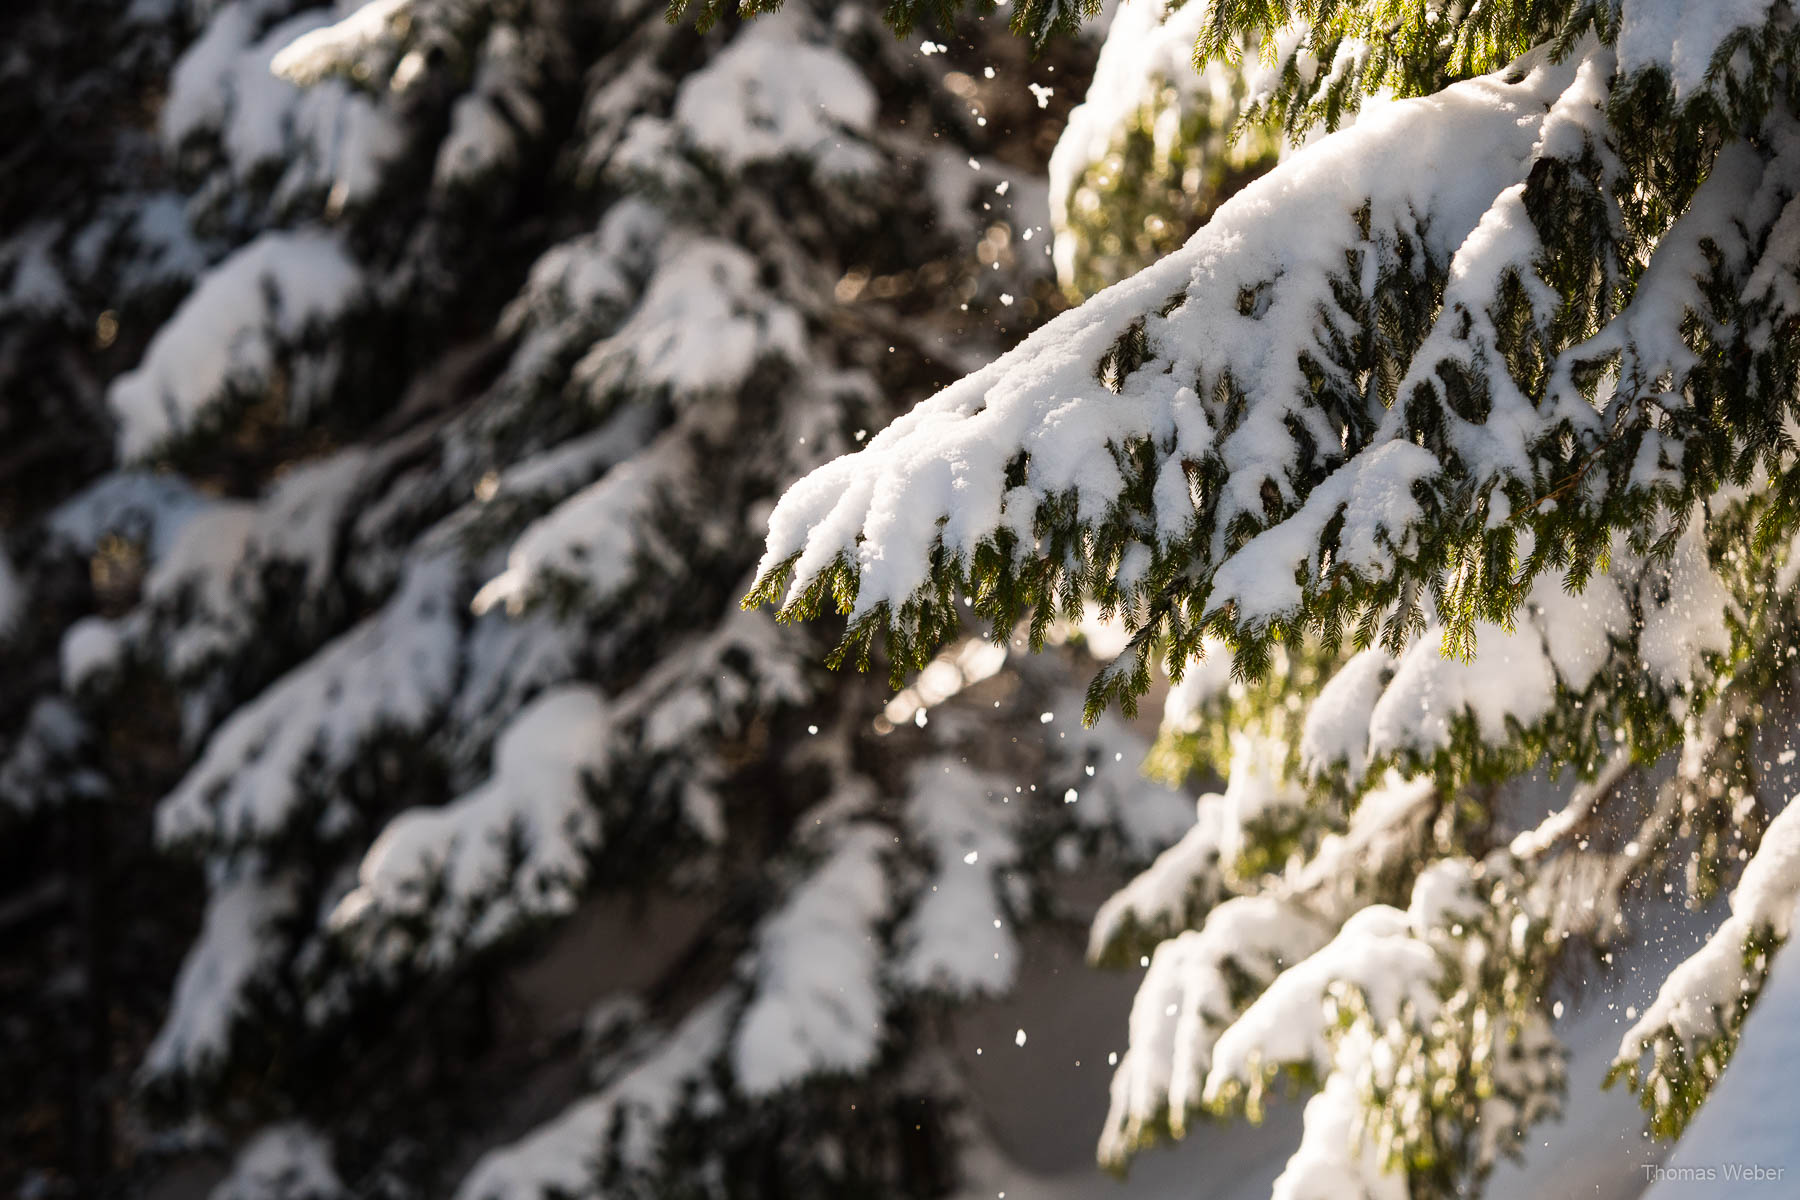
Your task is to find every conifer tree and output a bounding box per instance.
[756,2,1800,1196]
[2,2,1203,1197]
[16,0,1800,1197]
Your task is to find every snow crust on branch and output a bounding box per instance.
[572,239,809,403]
[330,686,612,969]
[155,554,461,851]
[734,823,892,1093]
[144,869,298,1080]
[165,3,404,208]
[456,994,736,1200]
[671,12,879,177]
[1615,0,1778,99]
[270,0,413,87]
[895,759,1021,996]
[472,432,691,617]
[1048,0,1267,289]
[208,1123,345,1200]
[755,45,1601,655]
[109,230,364,460]
[1206,904,1442,1108]
[1099,896,1333,1163]
[1618,799,1800,1085]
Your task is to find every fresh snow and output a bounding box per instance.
[1206,904,1440,1103]
[155,554,461,850]
[208,1123,344,1200]
[144,869,298,1080]
[48,470,213,561]
[270,0,411,86]
[60,616,125,691]
[1101,896,1333,1162]
[165,2,404,205]
[571,238,808,403]
[897,760,1021,997]
[1649,898,1800,1197]
[332,686,613,970]
[109,230,363,460]
[456,994,735,1200]
[1615,0,1776,99]
[761,46,1603,630]
[671,12,878,177]
[734,823,892,1093]
[1621,800,1800,1064]
[1047,0,1245,284]
[472,432,689,616]
[1088,796,1225,961]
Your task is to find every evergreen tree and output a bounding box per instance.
[1048,0,1280,301]
[756,2,1800,1196]
[16,0,1800,1197]
[2,2,1202,1197]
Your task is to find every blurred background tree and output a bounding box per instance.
[1047,0,1278,301]
[0,1,1216,1196]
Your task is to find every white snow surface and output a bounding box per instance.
[1214,731,1308,865]
[48,470,213,561]
[1047,0,1241,284]
[1101,896,1333,1163]
[896,759,1020,997]
[1204,904,1440,1103]
[209,1122,344,1200]
[1158,638,1238,732]
[109,230,363,460]
[144,502,257,613]
[671,12,878,176]
[571,237,807,403]
[1622,799,1800,1060]
[271,0,411,86]
[1297,648,1393,781]
[456,993,735,1200]
[734,822,892,1093]
[1650,899,1800,1197]
[473,431,688,615]
[60,616,125,691]
[1087,795,1224,961]
[139,502,259,685]
[155,554,461,849]
[332,686,612,969]
[0,222,73,319]
[1616,0,1776,98]
[165,0,405,203]
[145,869,298,1079]
[502,198,662,334]
[0,698,98,813]
[1289,772,1437,922]
[250,449,372,595]
[1278,530,1723,786]
[432,25,546,191]
[1269,1030,1408,1200]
